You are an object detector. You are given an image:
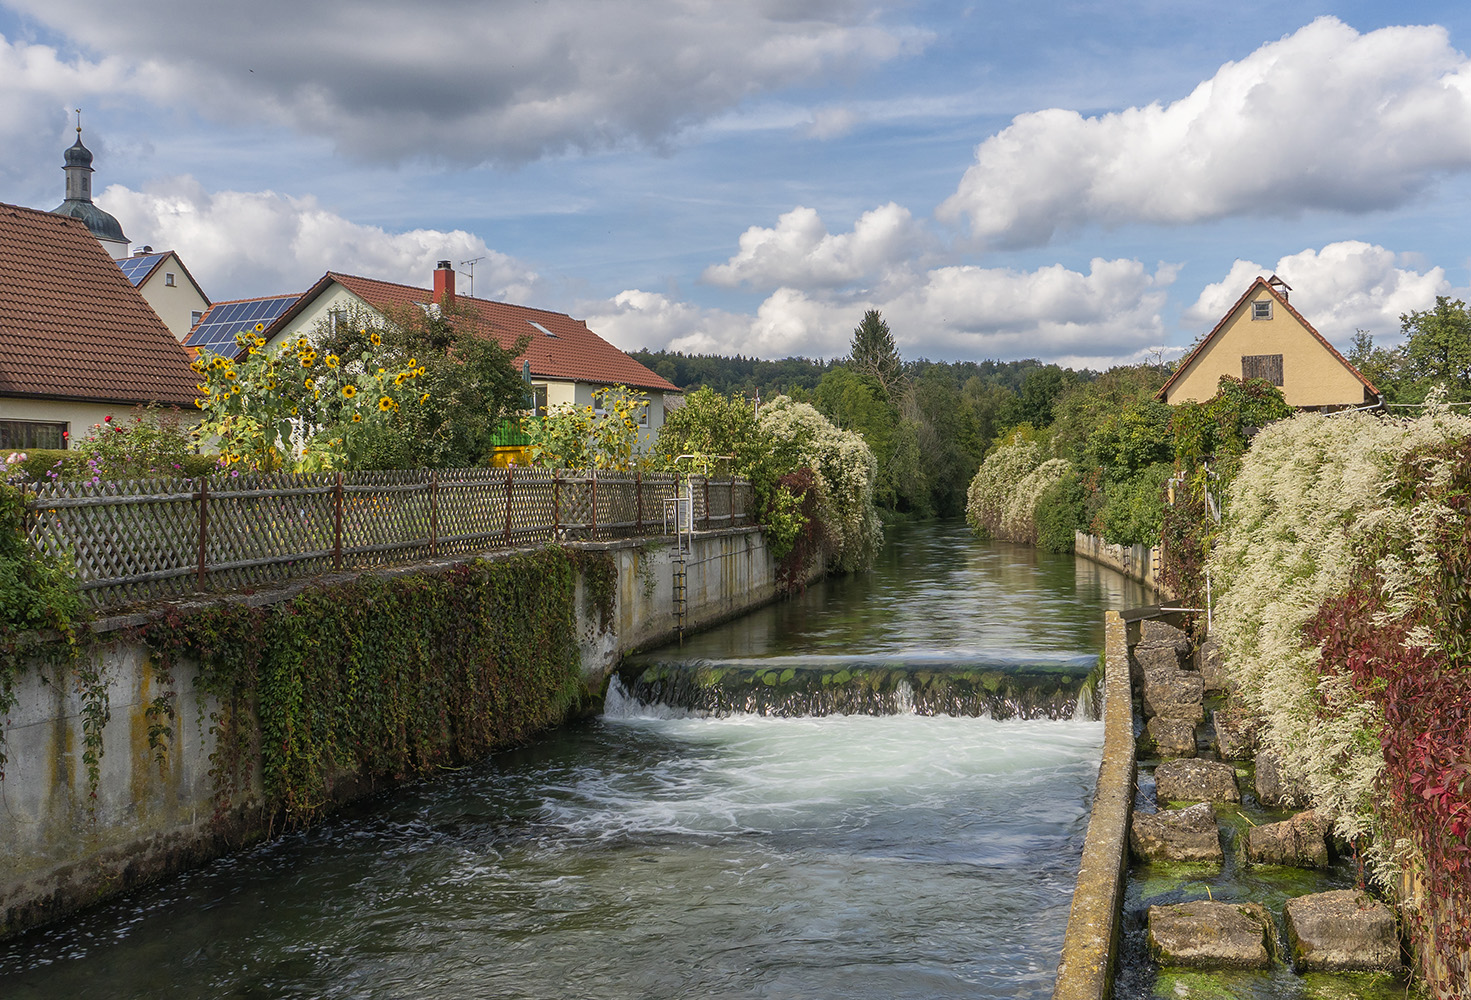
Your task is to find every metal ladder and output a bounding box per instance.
[666,483,693,645]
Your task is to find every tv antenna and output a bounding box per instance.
[459,256,485,298]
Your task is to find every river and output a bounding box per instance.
[0,522,1147,999]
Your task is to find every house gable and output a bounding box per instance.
[120,250,212,343]
[1159,276,1378,408]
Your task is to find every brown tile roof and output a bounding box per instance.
[267,271,679,394]
[1156,275,1379,402]
[0,202,199,406]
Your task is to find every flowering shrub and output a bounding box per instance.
[1210,405,1471,994]
[757,395,880,573]
[527,386,649,470]
[965,439,1046,541]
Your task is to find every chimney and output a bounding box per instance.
[433,260,455,308]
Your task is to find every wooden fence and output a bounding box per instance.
[24,469,755,610]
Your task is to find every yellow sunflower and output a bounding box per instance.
[393,373,407,387]
[407,357,417,367]
[255,322,266,333]
[324,354,339,369]
[378,395,395,412]
[352,412,362,423]
[419,392,430,404]
[341,384,358,399]
[369,331,382,346]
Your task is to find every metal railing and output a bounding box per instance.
[23,468,755,609]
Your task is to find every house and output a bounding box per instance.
[1158,275,1379,409]
[117,248,211,342]
[184,293,303,355]
[0,202,199,451]
[253,261,682,435]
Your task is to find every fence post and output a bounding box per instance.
[196,476,209,590]
[429,469,439,558]
[635,471,643,535]
[590,469,599,539]
[503,464,514,547]
[703,477,710,531]
[552,470,561,539]
[333,471,344,569]
[729,479,735,526]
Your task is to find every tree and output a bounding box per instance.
[849,310,905,402]
[1397,297,1471,403]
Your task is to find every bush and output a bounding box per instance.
[1099,462,1171,547]
[965,439,1045,540]
[0,482,82,635]
[1035,470,1087,553]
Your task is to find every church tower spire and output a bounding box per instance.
[52,110,130,258]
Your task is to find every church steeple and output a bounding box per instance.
[52,110,129,258]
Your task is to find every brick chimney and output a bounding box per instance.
[433,260,455,308]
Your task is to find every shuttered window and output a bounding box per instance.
[1242,354,1283,386]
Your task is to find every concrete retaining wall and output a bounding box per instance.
[1052,609,1135,1000]
[1,527,782,939]
[1074,532,1168,597]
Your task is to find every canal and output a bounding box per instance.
[0,522,1147,999]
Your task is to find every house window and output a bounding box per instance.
[190,310,203,328]
[1251,300,1272,320]
[165,272,176,287]
[0,419,68,450]
[533,384,548,418]
[1242,354,1284,386]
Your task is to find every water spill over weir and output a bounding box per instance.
[0,522,1149,999]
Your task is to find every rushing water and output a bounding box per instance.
[0,522,1147,999]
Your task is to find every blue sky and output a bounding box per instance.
[5,1,1471,368]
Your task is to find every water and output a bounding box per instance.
[0,522,1147,999]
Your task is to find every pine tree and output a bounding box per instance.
[849,310,904,402]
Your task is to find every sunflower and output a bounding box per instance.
[352,412,362,423]
[407,357,417,367]
[369,331,382,346]
[255,322,266,333]
[393,373,407,387]
[211,356,226,369]
[378,395,395,412]
[419,392,430,404]
[324,354,339,369]
[305,378,315,390]
[341,384,358,399]
[193,398,206,409]
[416,367,426,377]
[224,369,238,380]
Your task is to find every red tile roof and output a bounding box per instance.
[1156,275,1379,402]
[0,202,199,406]
[267,271,679,394]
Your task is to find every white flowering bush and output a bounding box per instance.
[1210,405,1471,871]
[1000,458,1070,545]
[966,440,1046,541]
[757,396,881,572]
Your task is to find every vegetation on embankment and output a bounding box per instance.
[1208,403,1471,995]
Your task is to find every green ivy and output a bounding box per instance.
[140,548,586,825]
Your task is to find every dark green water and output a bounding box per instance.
[0,521,1147,999]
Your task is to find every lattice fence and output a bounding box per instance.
[24,470,754,610]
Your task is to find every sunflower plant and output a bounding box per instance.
[192,323,429,471]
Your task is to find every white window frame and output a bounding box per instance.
[1251,300,1272,321]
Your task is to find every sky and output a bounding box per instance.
[5,1,1471,369]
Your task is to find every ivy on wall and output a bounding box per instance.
[140,548,587,824]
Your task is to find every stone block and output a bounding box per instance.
[1284,890,1399,972]
[1195,638,1227,693]
[1247,810,1329,867]
[1146,717,1197,758]
[1155,758,1240,803]
[1148,900,1274,969]
[1139,619,1191,651]
[1255,750,1309,808]
[1142,672,1204,722]
[1131,802,1222,862]
[1211,708,1259,760]
[1133,644,1185,681]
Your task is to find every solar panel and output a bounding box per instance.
[184,294,301,357]
[115,253,165,287]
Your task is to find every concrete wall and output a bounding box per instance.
[1,526,782,939]
[1074,531,1169,597]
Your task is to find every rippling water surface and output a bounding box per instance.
[0,522,1147,999]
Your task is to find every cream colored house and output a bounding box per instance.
[117,249,211,342]
[1159,275,1378,409]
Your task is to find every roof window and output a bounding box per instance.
[529,321,557,338]
[1251,300,1272,320]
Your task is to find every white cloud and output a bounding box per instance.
[1183,241,1455,344]
[805,106,861,139]
[702,203,923,291]
[8,0,927,165]
[98,178,538,301]
[940,18,1471,247]
[593,257,1175,365]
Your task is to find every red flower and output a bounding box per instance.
[104,415,112,422]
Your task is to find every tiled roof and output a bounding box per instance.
[268,271,680,394]
[1156,276,1379,402]
[0,203,199,406]
[115,250,210,302]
